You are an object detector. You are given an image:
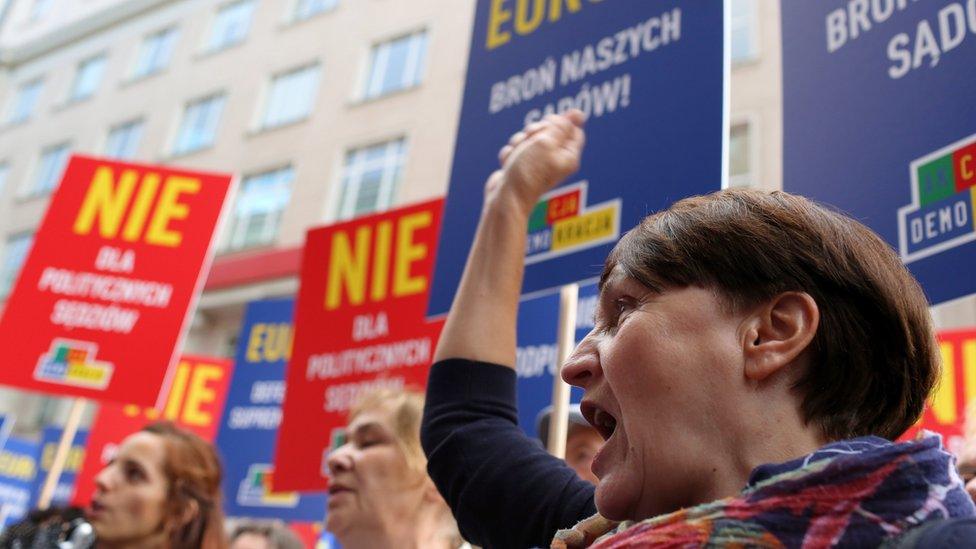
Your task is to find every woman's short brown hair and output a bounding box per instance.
[603,188,938,441]
[141,421,227,548]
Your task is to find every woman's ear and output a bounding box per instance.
[178,498,200,528]
[742,292,819,382]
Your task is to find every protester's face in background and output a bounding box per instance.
[325,405,427,537]
[562,268,751,520]
[88,431,170,545]
[566,425,602,485]
[230,532,271,549]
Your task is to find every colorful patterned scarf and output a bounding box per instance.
[553,433,975,548]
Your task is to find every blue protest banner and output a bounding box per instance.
[515,283,597,440]
[0,437,40,530]
[215,298,327,521]
[782,1,976,304]
[429,0,727,316]
[30,426,87,509]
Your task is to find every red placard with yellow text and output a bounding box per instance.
[0,156,233,406]
[903,329,976,455]
[71,355,233,506]
[273,200,445,491]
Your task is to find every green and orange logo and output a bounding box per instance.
[525,181,620,265]
[34,339,113,389]
[899,134,976,263]
[237,464,299,508]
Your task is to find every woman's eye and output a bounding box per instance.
[125,466,145,482]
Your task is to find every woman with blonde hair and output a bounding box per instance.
[325,388,464,549]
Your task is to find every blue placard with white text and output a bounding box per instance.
[782,1,976,304]
[515,284,597,440]
[30,426,87,509]
[0,437,40,530]
[428,0,727,316]
[215,299,328,520]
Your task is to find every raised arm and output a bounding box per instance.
[434,110,586,366]
[422,113,596,549]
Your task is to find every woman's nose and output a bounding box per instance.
[560,332,602,388]
[325,444,353,477]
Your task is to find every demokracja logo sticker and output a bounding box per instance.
[899,133,976,263]
[525,180,621,265]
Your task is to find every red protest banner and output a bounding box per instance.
[0,156,232,406]
[903,328,976,454]
[273,200,445,491]
[71,355,233,506]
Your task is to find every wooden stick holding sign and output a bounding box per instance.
[37,397,87,510]
[547,283,579,458]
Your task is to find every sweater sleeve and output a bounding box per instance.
[421,359,597,549]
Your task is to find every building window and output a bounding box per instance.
[68,55,107,102]
[729,122,753,188]
[292,0,337,21]
[730,0,759,63]
[0,163,9,195]
[207,0,256,52]
[29,143,71,197]
[224,166,293,250]
[173,94,226,155]
[363,32,428,100]
[261,64,320,129]
[105,119,145,160]
[133,27,178,78]
[6,79,43,124]
[337,138,406,220]
[0,233,34,297]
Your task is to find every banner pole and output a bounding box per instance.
[37,397,86,510]
[547,283,579,458]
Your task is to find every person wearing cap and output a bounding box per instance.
[536,404,601,485]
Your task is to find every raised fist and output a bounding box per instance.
[486,110,586,216]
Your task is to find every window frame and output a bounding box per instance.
[0,232,35,298]
[730,0,760,64]
[131,27,179,79]
[104,118,146,160]
[171,93,227,156]
[360,30,429,101]
[290,0,338,23]
[728,116,760,189]
[68,53,108,103]
[205,0,257,53]
[6,78,44,124]
[335,137,408,221]
[23,142,71,198]
[259,63,321,130]
[222,165,295,251]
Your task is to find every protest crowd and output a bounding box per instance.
[0,1,973,548]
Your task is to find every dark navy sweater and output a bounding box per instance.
[421,359,596,549]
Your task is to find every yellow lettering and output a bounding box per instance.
[247,324,266,363]
[487,0,513,49]
[371,221,393,302]
[393,211,431,297]
[549,0,582,22]
[73,167,139,238]
[964,339,976,409]
[264,324,291,362]
[516,0,545,35]
[963,155,974,180]
[932,342,957,425]
[122,173,160,242]
[145,176,200,247]
[326,227,371,310]
[182,364,222,426]
[163,362,191,421]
